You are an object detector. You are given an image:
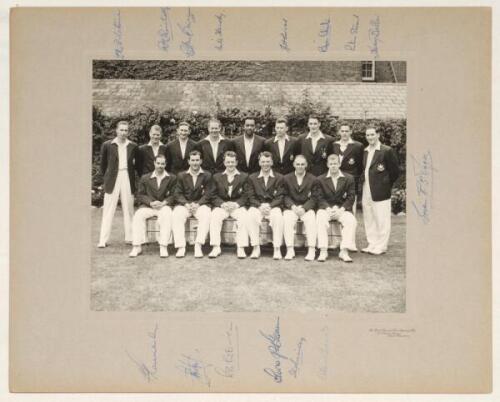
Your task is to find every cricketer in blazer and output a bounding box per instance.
[247,171,285,208]
[314,171,356,212]
[173,170,213,206]
[136,172,177,208]
[196,137,234,174]
[165,138,197,174]
[231,134,266,173]
[361,144,400,201]
[296,132,335,177]
[282,172,317,211]
[211,171,249,208]
[136,143,168,177]
[100,139,139,194]
[331,140,364,179]
[264,136,299,175]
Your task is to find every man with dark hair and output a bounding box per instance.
[282,155,317,261]
[314,154,357,262]
[361,126,400,255]
[247,151,285,260]
[296,115,334,176]
[136,125,167,176]
[129,154,177,258]
[165,122,197,174]
[97,121,139,247]
[264,117,299,175]
[231,118,266,174]
[197,119,233,174]
[208,151,249,259]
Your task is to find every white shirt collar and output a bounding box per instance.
[365,141,381,151]
[151,170,169,179]
[306,131,325,140]
[326,170,345,178]
[335,138,354,144]
[223,169,240,176]
[274,134,290,142]
[258,169,275,178]
[243,134,255,141]
[187,167,204,176]
[148,141,164,147]
[294,171,306,179]
[207,135,223,143]
[112,138,130,146]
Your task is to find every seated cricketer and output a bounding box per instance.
[282,155,317,261]
[208,151,249,259]
[172,150,212,258]
[314,154,357,263]
[129,154,176,258]
[247,151,285,260]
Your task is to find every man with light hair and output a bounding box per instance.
[136,124,167,176]
[314,153,357,262]
[165,121,197,174]
[246,151,285,260]
[264,117,299,175]
[197,118,233,174]
[172,150,213,258]
[361,126,400,255]
[208,151,249,259]
[282,155,317,261]
[97,120,138,247]
[129,154,177,258]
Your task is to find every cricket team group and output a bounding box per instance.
[96,116,400,263]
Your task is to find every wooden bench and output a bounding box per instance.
[145,216,342,249]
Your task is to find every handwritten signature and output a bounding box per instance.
[178,8,196,57]
[158,7,173,52]
[214,13,226,51]
[126,323,158,382]
[280,18,291,52]
[260,316,306,383]
[214,322,239,378]
[318,326,329,380]
[112,10,124,59]
[318,17,332,52]
[344,14,359,51]
[176,349,212,388]
[410,151,437,224]
[368,16,381,58]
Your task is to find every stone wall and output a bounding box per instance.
[93,79,407,120]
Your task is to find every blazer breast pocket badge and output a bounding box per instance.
[343,192,347,199]
[290,154,294,161]
[377,163,385,172]
[321,149,327,159]
[348,158,355,165]
[273,189,278,196]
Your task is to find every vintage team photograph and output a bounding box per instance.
[91,60,407,313]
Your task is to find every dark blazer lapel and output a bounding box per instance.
[216,139,225,161]
[336,176,346,195]
[324,175,335,193]
[283,138,292,158]
[294,174,304,192]
[221,173,230,193]
[363,149,368,168]
[174,139,183,159]
[370,150,382,168]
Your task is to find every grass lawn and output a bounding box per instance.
[91,208,405,313]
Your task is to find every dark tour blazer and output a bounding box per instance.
[231,134,266,173]
[173,170,213,206]
[313,172,356,212]
[296,133,335,177]
[136,172,177,208]
[136,143,168,177]
[331,140,365,178]
[99,139,139,194]
[211,172,249,208]
[264,136,299,175]
[361,143,400,202]
[165,138,197,174]
[247,171,285,209]
[196,137,233,174]
[282,172,317,211]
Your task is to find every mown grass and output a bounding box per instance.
[91,208,405,313]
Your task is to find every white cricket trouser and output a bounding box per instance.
[283,209,317,248]
[98,170,134,244]
[362,182,391,251]
[247,207,283,247]
[316,209,357,250]
[172,205,211,248]
[132,206,173,246]
[210,207,249,247]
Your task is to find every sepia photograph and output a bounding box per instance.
[91,60,407,313]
